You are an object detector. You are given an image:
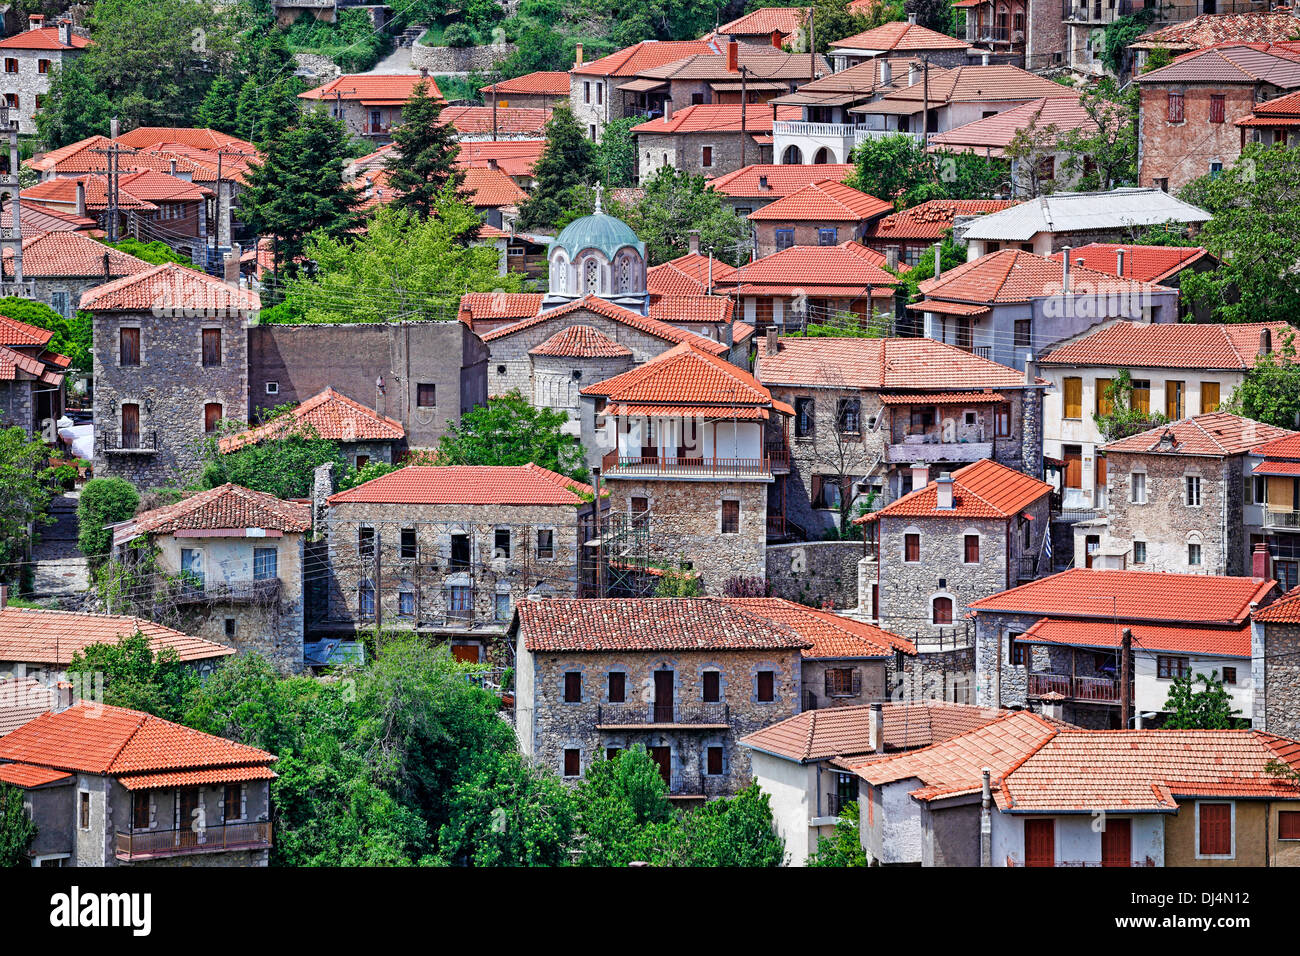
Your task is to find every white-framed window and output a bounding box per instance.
[1186,475,1202,507]
[1195,801,1235,859]
[1188,542,1203,566]
[1133,540,1147,564]
[1131,472,1147,504]
[265,381,279,395]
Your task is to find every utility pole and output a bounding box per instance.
[373,530,383,634]
[91,139,131,243]
[1120,627,1133,728]
[492,81,498,142]
[808,6,815,82]
[739,65,747,168]
[920,56,930,149]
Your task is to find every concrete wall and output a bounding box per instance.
[920,800,980,867]
[864,778,924,864]
[748,750,816,865]
[1163,799,1300,867]
[991,809,1165,866]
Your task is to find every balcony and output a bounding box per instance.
[101,429,158,453]
[1028,672,1119,703]
[600,451,774,480]
[115,821,271,861]
[1265,510,1300,531]
[854,128,925,147]
[596,701,730,730]
[365,123,391,137]
[667,771,730,800]
[886,435,993,464]
[0,278,34,298]
[764,443,791,474]
[172,577,281,606]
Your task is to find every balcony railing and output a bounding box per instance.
[600,451,773,478]
[115,821,271,861]
[173,577,281,605]
[825,791,854,817]
[773,120,859,140]
[886,438,992,464]
[854,128,925,146]
[667,771,730,798]
[764,443,791,472]
[1028,672,1119,703]
[101,429,158,453]
[596,701,730,727]
[1265,510,1300,530]
[365,123,391,136]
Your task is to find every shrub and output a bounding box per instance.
[76,477,139,565]
[442,23,476,47]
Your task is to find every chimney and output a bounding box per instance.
[909,63,920,86]
[911,462,930,489]
[980,768,992,867]
[102,250,110,277]
[764,326,779,355]
[771,29,782,50]
[1116,248,1125,277]
[688,232,699,255]
[488,157,499,171]
[0,582,7,608]
[869,701,885,754]
[29,14,44,29]
[758,174,769,190]
[880,59,892,87]
[75,180,86,217]
[58,17,71,46]
[885,244,899,270]
[935,472,954,509]
[933,240,942,281]
[169,158,177,176]
[1061,244,1071,291]
[224,242,241,285]
[55,681,73,713]
[982,51,990,66]
[727,41,740,73]
[1253,543,1271,580]
[110,116,119,140]
[1260,327,1272,357]
[574,43,583,67]
[907,12,917,24]
[458,303,473,327]
[419,66,429,79]
[663,99,673,121]
[1024,354,1035,384]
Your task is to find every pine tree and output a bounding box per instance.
[516,107,596,231]
[384,80,464,218]
[195,74,239,134]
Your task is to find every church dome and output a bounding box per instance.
[551,212,645,263]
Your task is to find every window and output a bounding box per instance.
[399,591,415,616]
[1198,803,1232,856]
[133,792,150,830]
[1133,540,1147,564]
[358,582,375,618]
[606,747,621,761]
[79,792,90,830]
[904,533,920,563]
[794,397,814,438]
[180,548,203,588]
[119,327,140,366]
[447,585,473,619]
[818,227,837,245]
[1280,811,1300,840]
[932,596,953,624]
[265,382,279,395]
[1063,377,1082,419]
[201,328,221,366]
[1157,655,1190,679]
[564,749,580,777]
[1185,475,1201,507]
[564,671,581,702]
[4,93,15,110]
[1014,319,1032,350]
[1131,472,1147,504]
[417,383,436,407]
[494,527,511,559]
[1251,475,1266,505]
[775,228,795,251]
[204,403,223,434]
[400,527,417,560]
[494,592,512,622]
[252,547,277,580]
[1036,155,1055,181]
[224,618,236,638]
[358,527,375,558]
[1166,380,1185,420]
[721,499,740,534]
[701,145,713,167]
[608,671,626,703]
[826,667,855,697]
[706,746,724,775]
[702,670,720,702]
[583,81,590,103]
[1168,91,1184,123]
[630,497,649,529]
[38,58,50,74]
[1095,378,1112,417]
[837,398,861,435]
[756,670,775,702]
[1200,382,1220,414]
[1188,542,1202,566]
[995,408,1011,437]
[3,59,15,73]
[1222,666,1237,685]
[536,529,554,559]
[223,784,243,823]
[1131,379,1151,414]
[964,534,980,564]
[1209,161,1223,179]
[450,534,470,569]
[1209,94,1225,124]
[1011,638,1029,666]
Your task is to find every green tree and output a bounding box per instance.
[1004,112,1061,198]
[385,80,465,218]
[1101,8,1157,77]
[0,784,36,867]
[573,746,673,866]
[1163,670,1246,729]
[1223,330,1300,429]
[1093,369,1168,441]
[595,116,639,188]
[847,133,935,208]
[195,73,239,133]
[637,782,786,866]
[0,426,53,585]
[201,413,348,499]
[33,61,114,148]
[808,800,869,866]
[96,238,190,267]
[437,391,589,481]
[0,297,92,374]
[517,107,597,231]
[1059,80,1138,191]
[614,166,750,266]
[654,568,702,597]
[67,631,200,723]
[240,107,360,275]
[894,232,967,304]
[76,477,140,566]
[916,148,1007,204]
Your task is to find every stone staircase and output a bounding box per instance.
[30,493,90,599]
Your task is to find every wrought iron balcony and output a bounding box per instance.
[596,701,730,728]
[1265,509,1300,530]
[115,821,271,861]
[100,429,158,453]
[600,451,773,479]
[172,577,282,605]
[1028,671,1119,703]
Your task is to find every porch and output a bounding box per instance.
[115,821,271,862]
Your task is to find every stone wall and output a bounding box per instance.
[0,47,80,135]
[636,130,771,183]
[1137,83,1259,193]
[411,39,515,74]
[1261,621,1300,738]
[0,380,36,436]
[292,52,341,83]
[752,218,865,259]
[765,540,862,609]
[801,657,887,711]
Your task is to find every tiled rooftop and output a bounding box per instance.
[0,607,234,666]
[756,336,1030,390]
[748,179,892,222]
[219,387,405,453]
[118,483,312,539]
[857,458,1051,522]
[327,463,593,506]
[1101,412,1293,458]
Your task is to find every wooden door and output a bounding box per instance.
[1024,818,1054,867]
[653,670,674,723]
[1101,818,1131,867]
[451,644,480,664]
[121,403,140,448]
[648,746,672,785]
[1094,454,1108,506]
[1063,445,1082,489]
[177,787,201,845]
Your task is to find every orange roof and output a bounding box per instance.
[757,335,1030,390]
[646,252,737,294]
[0,762,71,787]
[1039,320,1290,369]
[300,74,444,104]
[115,127,257,153]
[0,313,54,348]
[719,7,809,36]
[856,65,1072,112]
[708,163,857,199]
[117,483,312,541]
[442,106,552,135]
[117,764,278,790]
[479,71,570,95]
[717,597,913,658]
[1021,617,1251,658]
[581,341,783,412]
[858,458,1050,522]
[0,701,275,779]
[458,292,545,329]
[0,344,45,381]
[0,25,90,50]
[79,262,260,313]
[832,20,972,52]
[928,97,1097,156]
[462,166,527,207]
[918,249,1171,304]
[3,231,152,280]
[1048,243,1210,283]
[529,324,632,359]
[480,294,730,355]
[574,39,719,77]
[1102,412,1293,458]
[866,199,1018,242]
[647,293,734,326]
[0,607,234,666]
[218,388,404,453]
[1252,431,1300,461]
[748,179,892,222]
[328,463,593,506]
[1135,42,1300,85]
[967,568,1275,624]
[718,241,898,295]
[1254,585,1300,623]
[23,174,158,212]
[634,104,800,135]
[455,139,546,178]
[115,168,213,202]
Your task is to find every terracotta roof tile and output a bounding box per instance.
[114,168,213,202]
[1101,412,1293,457]
[717,240,898,295]
[480,294,729,355]
[458,292,545,328]
[634,48,829,82]
[0,197,97,232]
[748,179,892,222]
[0,677,57,736]
[300,73,444,104]
[0,761,71,787]
[919,249,1171,304]
[442,106,552,135]
[856,65,1070,112]
[0,344,47,380]
[0,313,54,348]
[928,97,1097,156]
[633,104,801,134]
[866,198,1018,242]
[114,127,257,153]
[219,388,404,453]
[328,463,592,505]
[1022,616,1250,658]
[648,293,734,326]
[0,607,233,666]
[646,252,737,294]
[1254,585,1300,623]
[529,324,632,358]
[455,139,546,178]
[756,335,1029,390]
[581,340,778,408]
[717,597,913,657]
[719,7,809,36]
[1040,320,1290,370]
[0,25,89,50]
[1130,11,1300,50]
[24,174,157,211]
[117,765,277,790]
[461,166,528,207]
[708,163,857,198]
[79,262,260,313]
[1047,243,1210,283]
[120,482,312,539]
[1136,43,1300,86]
[1251,431,1300,460]
[3,232,152,280]
[574,40,719,77]
[479,71,570,95]
[858,458,1051,522]
[831,20,973,52]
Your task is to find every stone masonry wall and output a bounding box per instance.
[1262,622,1300,738]
[765,540,862,609]
[410,40,516,74]
[0,48,79,135]
[636,130,769,183]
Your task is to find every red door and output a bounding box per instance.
[653,670,674,723]
[1101,818,1131,867]
[1025,819,1054,867]
[648,746,671,786]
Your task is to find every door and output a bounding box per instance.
[653,670,674,722]
[451,644,480,664]
[1101,818,1131,867]
[648,746,672,786]
[1063,445,1083,489]
[1094,454,1108,508]
[1025,818,1054,867]
[1085,534,1100,569]
[177,787,202,846]
[121,402,140,449]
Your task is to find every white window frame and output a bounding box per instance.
[1185,475,1202,507]
[1131,471,1147,504]
[1194,800,1236,861]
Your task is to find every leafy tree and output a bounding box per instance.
[76,477,140,566]
[1163,670,1246,729]
[67,631,200,723]
[1004,112,1061,198]
[914,149,1007,205]
[97,238,190,267]
[385,80,465,218]
[0,784,36,867]
[0,426,53,584]
[1093,369,1168,441]
[230,30,308,148]
[1059,80,1138,191]
[636,782,786,866]
[1142,45,1174,74]
[282,9,390,73]
[1223,329,1300,429]
[517,107,597,231]
[614,166,750,266]
[894,232,966,303]
[573,746,673,866]
[0,297,91,375]
[202,413,348,499]
[1178,144,1300,324]
[240,107,360,275]
[654,568,703,597]
[847,133,936,208]
[1101,7,1157,77]
[437,391,589,481]
[808,799,868,866]
[33,61,114,148]
[595,116,639,189]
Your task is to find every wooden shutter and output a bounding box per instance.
[933,596,953,624]
[564,671,581,702]
[1095,378,1112,417]
[1278,811,1300,840]
[707,746,723,775]
[1063,377,1082,419]
[608,671,625,703]
[119,327,140,366]
[1025,818,1055,867]
[204,403,223,434]
[1166,381,1184,420]
[1168,92,1184,123]
[757,670,774,701]
[121,403,140,448]
[1210,94,1225,124]
[703,671,720,702]
[1095,454,1107,492]
[905,533,920,562]
[564,749,580,777]
[202,328,221,366]
[1199,803,1231,855]
[1201,382,1220,413]
[964,534,979,563]
[1064,446,1082,489]
[1101,817,1131,867]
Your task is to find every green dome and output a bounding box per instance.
[551,212,645,263]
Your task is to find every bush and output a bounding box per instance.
[76,477,139,565]
[442,23,476,47]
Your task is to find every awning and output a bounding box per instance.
[850,99,932,116]
[710,80,787,92]
[879,391,1008,405]
[751,134,774,145]
[604,403,770,419]
[619,78,668,93]
[770,90,867,107]
[1237,115,1300,128]
[906,299,991,317]
[1253,459,1300,476]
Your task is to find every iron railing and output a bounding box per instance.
[115,821,271,861]
[1265,510,1300,530]
[100,429,157,452]
[825,791,855,817]
[601,451,773,478]
[173,577,281,605]
[596,701,730,726]
[1028,672,1120,702]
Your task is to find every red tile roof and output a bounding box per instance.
[857,65,1071,112]
[23,174,158,211]
[967,567,1275,624]
[0,313,54,348]
[0,197,98,233]
[741,700,1004,763]
[1101,412,1294,458]
[455,139,546,178]
[646,252,737,294]
[708,163,857,199]
[0,677,57,736]
[0,25,90,50]
[581,341,782,412]
[717,240,898,296]
[633,104,801,135]
[928,97,1097,156]
[79,262,260,313]
[0,762,71,787]
[719,7,809,36]
[0,701,275,780]
[633,48,829,82]
[480,71,570,95]
[866,199,1018,242]
[480,294,730,355]
[748,179,892,222]
[462,166,527,207]
[0,607,234,666]
[529,324,632,358]
[442,106,552,136]
[300,73,444,105]
[648,293,735,326]
[1022,616,1251,658]
[717,597,913,658]
[119,483,312,540]
[858,458,1051,522]
[1039,320,1290,370]
[0,344,45,381]
[1047,243,1210,283]
[517,597,814,652]
[831,20,973,51]
[115,168,213,202]
[458,292,545,329]
[574,39,719,77]
[756,335,1030,390]
[919,249,1171,304]
[1253,585,1300,623]
[1251,431,1300,460]
[1130,12,1300,50]
[328,463,593,506]
[220,388,404,455]
[1136,42,1300,85]
[117,764,278,790]
[115,127,258,154]
[2,231,152,280]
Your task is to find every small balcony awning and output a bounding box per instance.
[905,299,991,317]
[1253,459,1300,476]
[618,78,669,93]
[879,390,1007,405]
[605,402,771,419]
[709,80,788,92]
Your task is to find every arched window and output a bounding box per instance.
[552,253,568,293]
[584,258,600,294]
[932,596,953,625]
[619,255,632,292]
[781,144,803,165]
[813,146,833,165]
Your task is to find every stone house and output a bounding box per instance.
[322,464,596,662]
[1074,413,1294,576]
[0,700,275,867]
[2,231,152,321]
[512,597,809,801]
[968,567,1277,728]
[86,263,258,490]
[568,39,718,141]
[0,601,234,685]
[1037,321,1290,511]
[862,199,1017,269]
[479,71,571,110]
[828,19,974,72]
[108,483,312,674]
[716,7,809,48]
[755,334,1045,538]
[742,700,1004,865]
[1126,10,1299,74]
[1252,587,1300,738]
[581,342,792,593]
[632,104,799,181]
[747,180,893,259]
[706,163,857,217]
[298,73,445,144]
[0,16,89,136]
[1135,44,1300,194]
[0,312,68,437]
[855,459,1053,643]
[955,0,1067,71]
